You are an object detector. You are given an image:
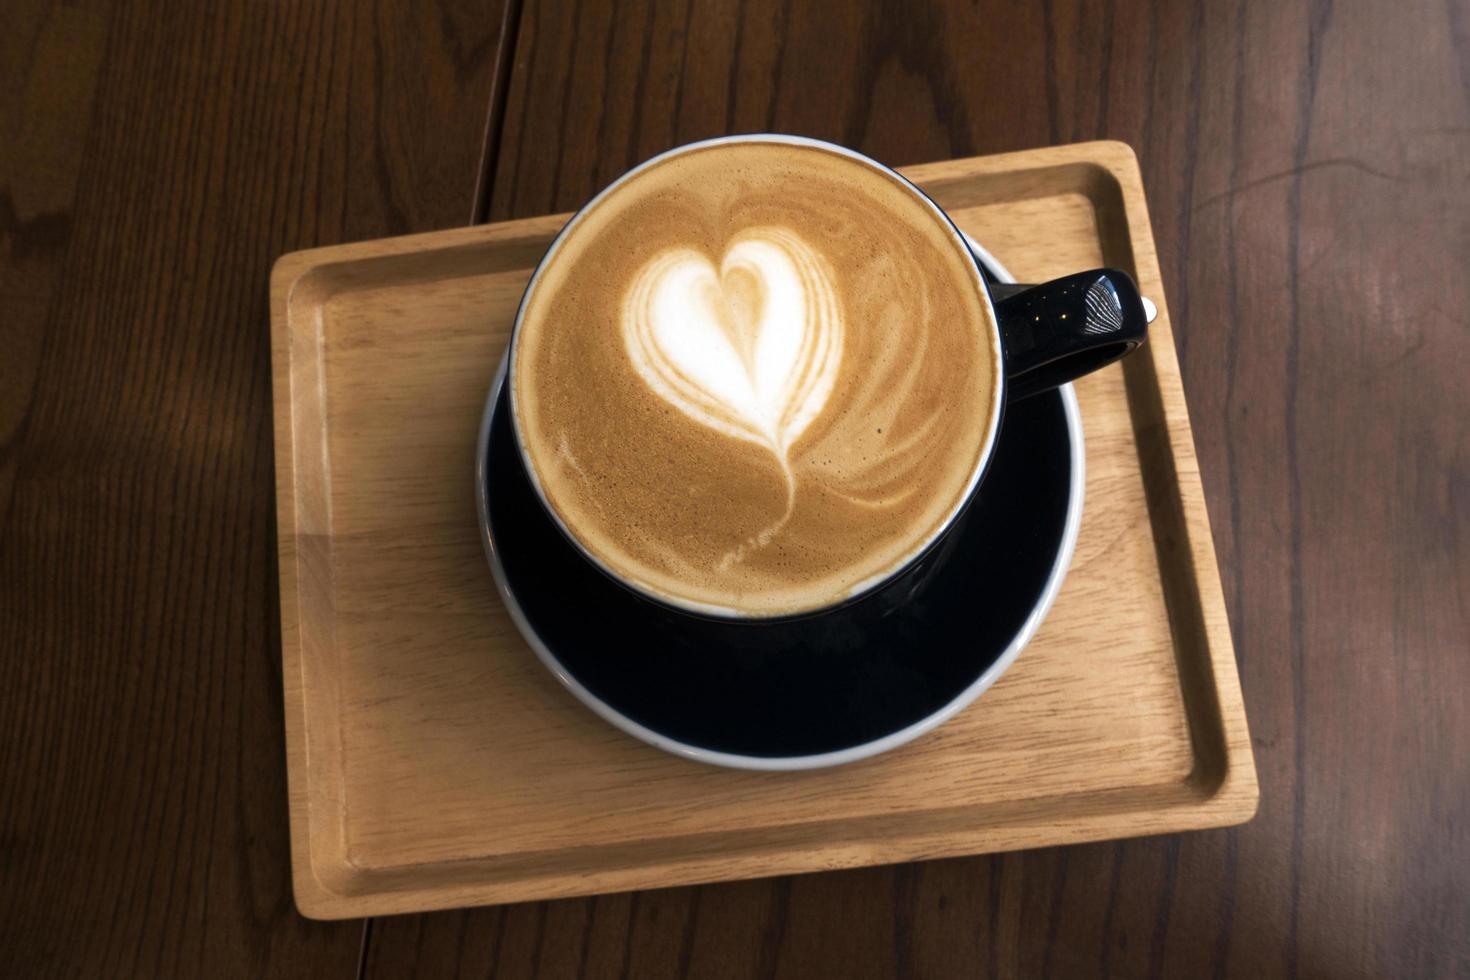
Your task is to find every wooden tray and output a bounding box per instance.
[269,141,1256,920]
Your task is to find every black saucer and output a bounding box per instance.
[479,265,1080,768]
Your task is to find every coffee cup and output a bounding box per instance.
[504,135,1148,622]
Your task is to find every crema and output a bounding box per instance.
[511,140,1001,616]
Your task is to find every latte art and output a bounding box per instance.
[512,140,1001,616]
[623,229,843,462]
[623,229,845,564]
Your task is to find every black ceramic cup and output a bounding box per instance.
[496,135,1150,624]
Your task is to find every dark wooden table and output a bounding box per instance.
[4,1,1467,976]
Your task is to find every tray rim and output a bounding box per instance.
[269,139,1258,920]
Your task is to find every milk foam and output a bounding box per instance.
[623,228,844,562]
[511,140,1000,616]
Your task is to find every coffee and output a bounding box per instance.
[511,140,1001,616]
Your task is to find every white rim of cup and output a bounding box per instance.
[503,134,1007,620]
[475,235,1086,771]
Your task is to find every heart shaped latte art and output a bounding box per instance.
[622,227,845,466]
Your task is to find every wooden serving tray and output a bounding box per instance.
[269,141,1256,920]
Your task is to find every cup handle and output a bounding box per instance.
[986,269,1151,401]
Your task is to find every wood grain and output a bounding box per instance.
[5,0,1465,974]
[269,143,1253,919]
[0,0,513,975]
[365,0,1470,976]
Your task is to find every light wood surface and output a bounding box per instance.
[269,141,1255,920]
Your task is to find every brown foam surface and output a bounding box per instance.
[512,140,1000,615]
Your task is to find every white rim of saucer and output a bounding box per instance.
[474,237,1086,771]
